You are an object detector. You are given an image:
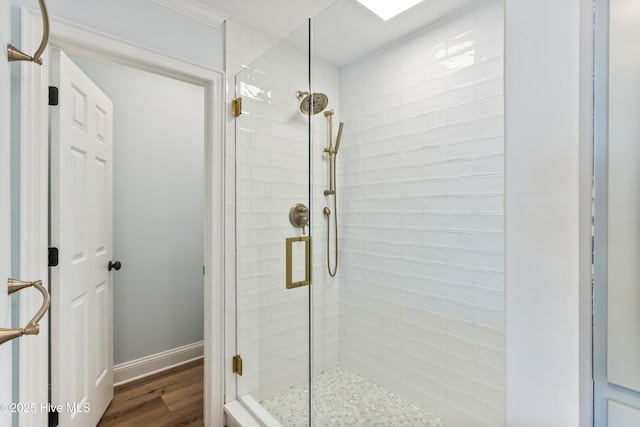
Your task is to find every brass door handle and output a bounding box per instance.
[286,236,312,289]
[7,0,50,64]
[0,279,51,345]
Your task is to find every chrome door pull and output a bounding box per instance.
[0,279,51,345]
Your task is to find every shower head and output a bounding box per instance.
[296,90,329,115]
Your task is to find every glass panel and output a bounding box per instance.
[233,0,505,425]
[234,20,312,425]
[309,0,506,426]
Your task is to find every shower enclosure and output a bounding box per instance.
[232,0,505,425]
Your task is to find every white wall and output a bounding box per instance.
[338,2,504,425]
[70,56,205,365]
[0,1,13,426]
[504,0,593,425]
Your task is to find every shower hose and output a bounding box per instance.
[326,194,338,277]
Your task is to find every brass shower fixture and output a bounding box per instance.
[323,110,344,278]
[296,90,329,115]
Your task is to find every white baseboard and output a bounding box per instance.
[113,340,204,386]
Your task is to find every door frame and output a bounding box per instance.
[17,8,225,427]
[592,0,640,423]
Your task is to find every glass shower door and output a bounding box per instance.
[233,20,313,426]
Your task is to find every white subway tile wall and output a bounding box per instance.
[224,20,277,403]
[310,58,342,378]
[234,40,309,402]
[227,0,504,425]
[337,1,504,426]
[233,33,341,403]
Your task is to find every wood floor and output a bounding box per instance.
[98,359,204,427]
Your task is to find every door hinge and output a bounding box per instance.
[231,97,242,117]
[48,247,59,267]
[48,86,59,106]
[232,354,243,376]
[48,407,59,427]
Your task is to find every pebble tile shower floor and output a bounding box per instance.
[260,366,452,427]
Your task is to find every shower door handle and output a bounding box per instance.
[286,236,312,289]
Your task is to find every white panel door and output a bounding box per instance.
[50,49,114,426]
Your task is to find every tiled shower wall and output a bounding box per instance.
[310,60,341,376]
[233,34,341,401]
[228,1,504,424]
[337,1,505,426]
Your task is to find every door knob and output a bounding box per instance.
[108,261,121,271]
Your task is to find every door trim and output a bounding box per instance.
[18,7,225,427]
[16,9,50,427]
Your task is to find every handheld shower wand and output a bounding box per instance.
[335,122,344,153]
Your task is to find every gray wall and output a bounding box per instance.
[71,56,205,365]
[11,0,224,70]
[3,0,221,405]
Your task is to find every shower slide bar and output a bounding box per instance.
[7,0,50,64]
[323,110,344,277]
[0,279,51,346]
[323,110,344,196]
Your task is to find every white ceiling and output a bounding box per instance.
[199,0,337,40]
[311,0,481,67]
[201,0,482,68]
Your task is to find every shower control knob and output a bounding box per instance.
[289,203,310,234]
